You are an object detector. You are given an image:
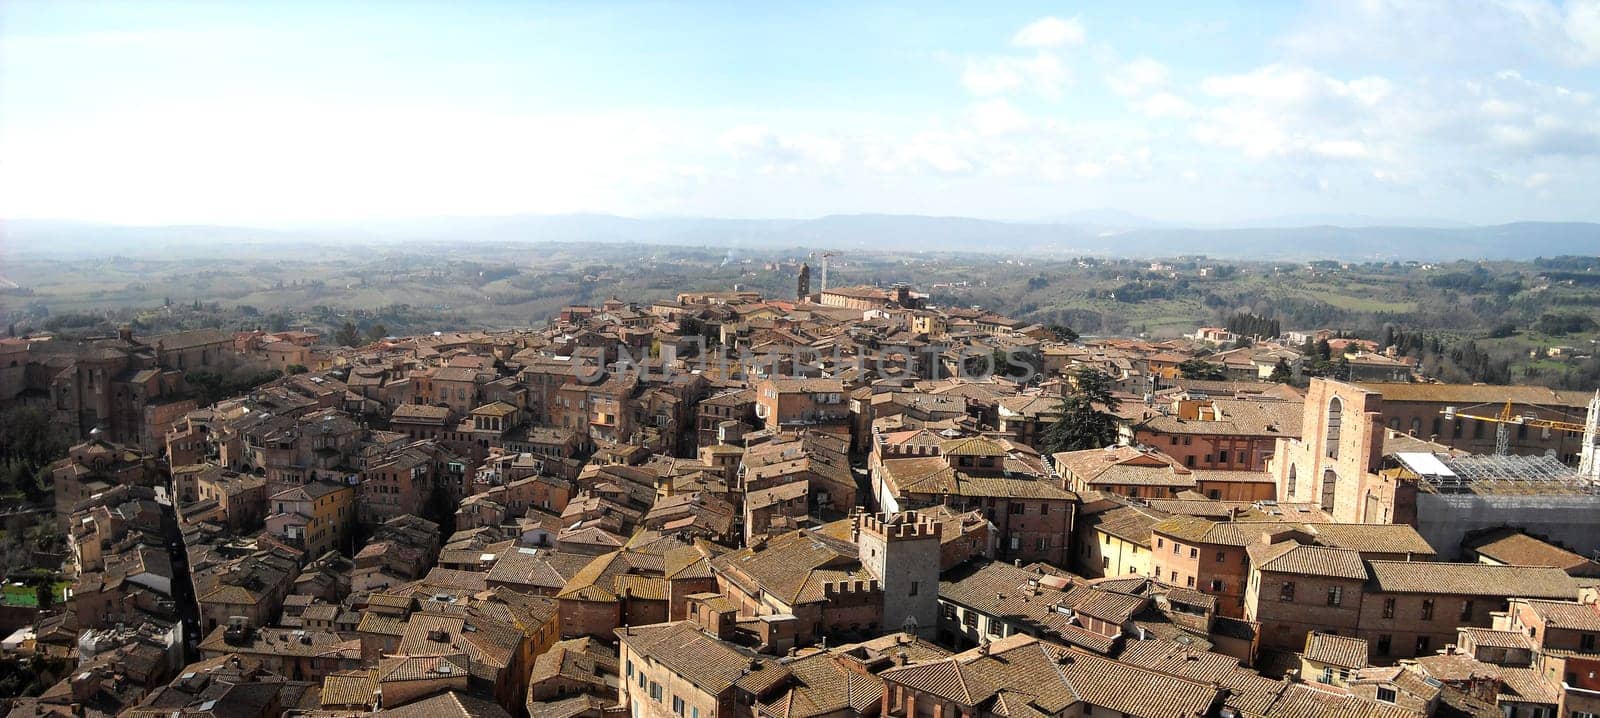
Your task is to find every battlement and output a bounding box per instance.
[822,578,881,597]
[857,510,939,541]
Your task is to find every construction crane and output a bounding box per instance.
[1442,399,1588,457]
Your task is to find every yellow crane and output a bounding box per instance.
[1442,400,1587,456]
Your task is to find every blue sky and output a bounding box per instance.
[2,1,1598,225]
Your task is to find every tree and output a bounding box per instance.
[1048,324,1079,343]
[1332,356,1352,381]
[35,582,53,610]
[285,364,309,375]
[1315,338,1333,361]
[1269,358,1294,384]
[335,321,361,346]
[1178,359,1226,380]
[1042,367,1122,454]
[366,323,389,342]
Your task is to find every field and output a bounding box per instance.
[3,242,1597,389]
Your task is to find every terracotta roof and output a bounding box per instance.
[1364,561,1576,598]
[1249,543,1369,580]
[1519,598,1600,630]
[1303,632,1369,670]
[615,621,788,696]
[1466,529,1594,571]
[1356,382,1593,409]
[375,691,512,718]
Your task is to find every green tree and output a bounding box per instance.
[0,407,68,464]
[35,582,53,610]
[1048,324,1079,343]
[335,321,361,346]
[1332,356,1352,381]
[285,364,309,375]
[1269,358,1294,384]
[1042,367,1122,454]
[366,323,389,342]
[1315,338,1333,361]
[1178,359,1226,380]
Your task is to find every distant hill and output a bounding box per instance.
[4,215,1597,261]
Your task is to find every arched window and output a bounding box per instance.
[1325,397,1343,460]
[1286,465,1298,498]
[1321,469,1338,512]
[1410,417,1422,435]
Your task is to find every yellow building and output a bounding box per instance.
[1075,504,1160,578]
[266,480,355,557]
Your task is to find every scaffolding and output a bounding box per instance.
[1399,451,1597,495]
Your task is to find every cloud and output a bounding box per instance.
[1568,0,1600,62]
[1011,17,1086,48]
[961,51,1069,99]
[719,126,843,173]
[1280,0,1600,67]
[1107,57,1170,97]
[1137,92,1195,118]
[967,98,1031,135]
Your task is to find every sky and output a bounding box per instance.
[2,0,1599,226]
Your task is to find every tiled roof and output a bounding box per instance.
[1303,632,1369,670]
[758,652,884,718]
[616,621,788,696]
[1262,681,1420,718]
[1365,561,1576,598]
[1466,528,1593,571]
[1248,543,1368,580]
[1356,382,1592,409]
[374,691,512,718]
[320,670,378,708]
[1520,599,1600,630]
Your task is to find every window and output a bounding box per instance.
[692,709,699,718]
[964,611,977,628]
[1376,687,1396,703]
[639,673,647,688]
[1376,634,1391,656]
[1185,456,1195,467]
[626,660,634,678]
[1009,503,1024,514]
[1583,634,1597,651]
[943,604,957,621]
[1321,667,1334,684]
[1415,636,1431,654]
[1383,598,1395,619]
[1279,582,1296,602]
[1186,576,1195,588]
[649,681,662,701]
[1211,579,1224,591]
[1101,557,1110,569]
[672,697,684,716]
[1327,586,1343,607]
[1157,538,1164,548]
[1420,599,1434,620]
[1189,547,1198,558]
[1216,551,1226,563]
[1325,397,1343,459]
[1173,543,1180,555]
[1208,489,1221,499]
[1461,600,1474,622]
[1036,537,1048,550]
[1218,450,1229,464]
